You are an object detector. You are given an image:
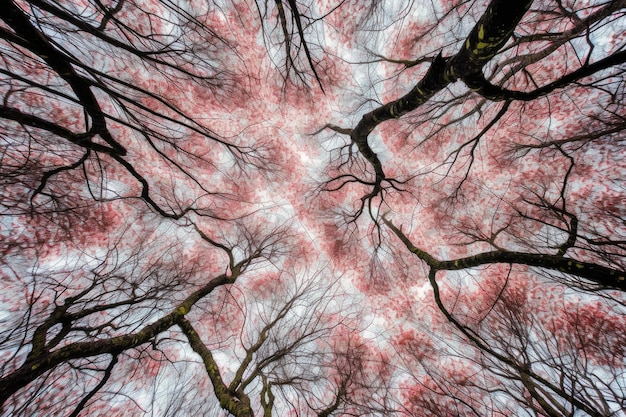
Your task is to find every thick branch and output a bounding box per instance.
[464,50,626,101]
[0,307,182,407]
[177,317,253,417]
[0,1,126,155]
[353,0,532,137]
[383,216,626,291]
[260,375,275,417]
[0,106,119,154]
[438,251,626,291]
[349,0,533,202]
[0,271,237,407]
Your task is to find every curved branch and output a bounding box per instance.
[0,106,118,154]
[0,271,238,407]
[346,0,533,214]
[177,317,253,417]
[425,269,605,417]
[383,215,626,291]
[0,2,127,155]
[284,0,324,92]
[463,50,626,101]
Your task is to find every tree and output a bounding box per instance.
[390,266,625,416]
[1,0,625,416]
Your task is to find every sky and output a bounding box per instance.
[0,0,625,416]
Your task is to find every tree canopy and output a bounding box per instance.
[1,0,625,416]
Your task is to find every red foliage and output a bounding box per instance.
[1,1,625,416]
